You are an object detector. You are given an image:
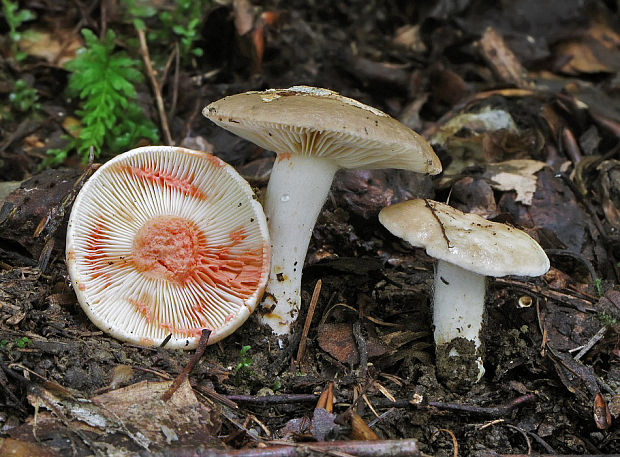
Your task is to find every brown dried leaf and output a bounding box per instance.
[451,176,498,218]
[18,28,82,67]
[391,25,426,53]
[25,379,222,451]
[553,20,620,75]
[0,438,59,457]
[317,322,390,365]
[596,160,620,230]
[478,27,527,87]
[92,380,221,447]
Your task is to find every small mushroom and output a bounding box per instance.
[203,86,441,336]
[378,198,549,390]
[66,146,270,349]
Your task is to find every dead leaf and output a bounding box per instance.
[451,176,498,218]
[349,411,379,440]
[478,27,528,87]
[317,322,391,365]
[92,380,221,447]
[18,27,82,67]
[486,159,546,205]
[503,168,587,252]
[311,407,340,441]
[0,438,59,457]
[553,20,620,75]
[596,160,620,230]
[23,379,222,452]
[391,25,426,53]
[432,106,519,148]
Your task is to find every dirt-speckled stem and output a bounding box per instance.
[259,154,338,335]
[433,260,486,384]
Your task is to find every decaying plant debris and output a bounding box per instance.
[0,0,618,455]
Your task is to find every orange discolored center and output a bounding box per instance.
[132,215,199,283]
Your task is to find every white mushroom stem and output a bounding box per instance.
[260,154,339,335]
[433,260,486,381]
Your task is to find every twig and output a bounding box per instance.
[162,329,211,402]
[570,326,607,360]
[225,393,318,404]
[561,127,582,164]
[426,394,537,417]
[144,439,422,457]
[295,279,321,366]
[494,277,596,312]
[360,393,537,417]
[135,26,173,145]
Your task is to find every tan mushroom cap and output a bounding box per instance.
[203,86,442,174]
[66,146,270,349]
[379,199,550,277]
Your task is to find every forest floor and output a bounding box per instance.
[0,0,619,456]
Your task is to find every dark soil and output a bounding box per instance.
[0,1,618,456]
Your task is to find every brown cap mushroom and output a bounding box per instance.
[379,198,549,389]
[66,146,270,349]
[203,86,441,337]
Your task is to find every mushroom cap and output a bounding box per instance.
[203,86,441,174]
[66,146,270,349]
[379,199,550,277]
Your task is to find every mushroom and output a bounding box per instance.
[203,86,441,336]
[66,146,270,349]
[378,198,549,390]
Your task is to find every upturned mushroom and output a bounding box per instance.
[379,199,549,390]
[203,86,441,336]
[66,146,270,349]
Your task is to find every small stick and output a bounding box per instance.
[226,393,318,404]
[225,393,537,417]
[561,127,582,164]
[162,329,211,401]
[135,26,173,145]
[239,439,421,457]
[572,326,608,361]
[295,279,321,366]
[364,393,537,417]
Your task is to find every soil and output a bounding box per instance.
[0,1,619,456]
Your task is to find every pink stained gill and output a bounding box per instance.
[126,215,268,338]
[230,228,246,242]
[83,221,113,286]
[120,163,206,200]
[132,215,200,284]
[277,152,292,162]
